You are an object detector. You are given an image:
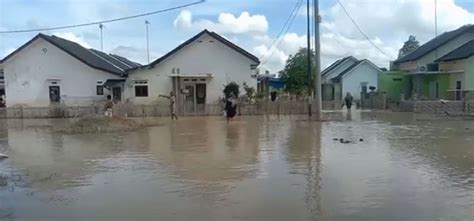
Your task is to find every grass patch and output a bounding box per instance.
[57,117,161,134]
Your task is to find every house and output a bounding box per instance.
[321,56,382,100]
[393,24,474,100]
[435,39,474,100]
[0,66,4,99]
[124,29,260,114]
[0,34,141,107]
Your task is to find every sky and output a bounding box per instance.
[1,0,474,73]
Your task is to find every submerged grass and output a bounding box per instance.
[57,116,162,134]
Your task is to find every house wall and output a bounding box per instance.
[3,38,120,107]
[322,58,357,82]
[398,61,417,72]
[464,56,474,92]
[341,62,380,100]
[439,59,466,71]
[415,74,449,99]
[125,33,259,105]
[378,71,410,102]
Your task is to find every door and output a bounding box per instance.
[429,80,438,99]
[49,86,61,104]
[112,87,121,102]
[456,81,462,100]
[184,85,195,114]
[196,84,206,113]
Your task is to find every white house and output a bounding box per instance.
[124,30,260,114]
[321,56,382,100]
[0,66,4,99]
[0,34,141,107]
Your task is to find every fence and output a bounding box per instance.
[399,100,474,113]
[360,92,387,110]
[0,101,319,119]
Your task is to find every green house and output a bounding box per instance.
[392,25,474,100]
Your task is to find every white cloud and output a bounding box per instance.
[253,33,308,73]
[52,32,92,49]
[174,10,268,36]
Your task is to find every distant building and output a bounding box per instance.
[125,29,260,114]
[321,56,382,100]
[0,66,4,99]
[0,34,141,107]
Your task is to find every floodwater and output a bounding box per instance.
[1,112,474,221]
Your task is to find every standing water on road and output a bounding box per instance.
[1,112,474,220]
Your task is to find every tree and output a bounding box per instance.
[398,35,420,58]
[242,82,255,101]
[279,48,315,95]
[223,82,240,98]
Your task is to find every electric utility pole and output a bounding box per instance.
[145,20,150,63]
[313,0,322,121]
[307,0,312,118]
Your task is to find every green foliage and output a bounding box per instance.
[242,82,255,100]
[398,35,420,58]
[279,48,315,95]
[223,82,240,98]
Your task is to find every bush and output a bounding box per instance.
[223,82,240,98]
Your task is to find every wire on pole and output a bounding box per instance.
[0,0,206,34]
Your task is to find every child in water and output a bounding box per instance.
[104,95,114,117]
[160,91,178,120]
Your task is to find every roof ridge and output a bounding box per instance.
[148,29,259,68]
[89,49,125,72]
[108,53,133,69]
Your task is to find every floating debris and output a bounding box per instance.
[359,138,364,142]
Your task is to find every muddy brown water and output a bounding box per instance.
[0,112,474,221]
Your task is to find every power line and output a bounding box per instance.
[336,0,393,59]
[260,0,303,68]
[258,0,302,62]
[0,0,206,34]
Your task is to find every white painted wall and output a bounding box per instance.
[341,62,381,100]
[3,38,122,107]
[125,32,259,105]
[322,58,357,83]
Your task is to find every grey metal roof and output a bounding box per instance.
[395,25,474,63]
[436,39,474,62]
[332,60,364,80]
[321,56,356,77]
[1,33,141,76]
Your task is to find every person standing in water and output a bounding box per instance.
[224,94,237,123]
[160,91,178,120]
[342,92,354,111]
[104,95,114,117]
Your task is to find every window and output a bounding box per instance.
[134,80,148,97]
[96,85,104,95]
[135,86,148,97]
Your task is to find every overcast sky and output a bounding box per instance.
[1,0,474,72]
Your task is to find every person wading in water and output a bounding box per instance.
[160,91,178,120]
[104,95,114,117]
[224,93,237,123]
[341,92,354,111]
